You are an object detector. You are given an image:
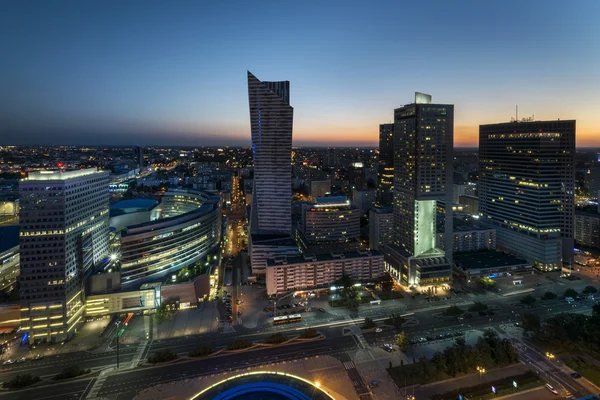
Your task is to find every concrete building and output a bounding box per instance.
[248,71,293,236]
[384,92,454,287]
[19,168,110,343]
[453,183,477,204]
[352,188,376,214]
[109,198,161,232]
[249,234,299,275]
[378,123,394,206]
[453,250,532,281]
[458,195,479,215]
[479,120,575,271]
[575,211,600,249]
[310,180,330,199]
[437,226,496,253]
[369,206,393,250]
[265,250,384,295]
[586,166,600,199]
[296,197,360,254]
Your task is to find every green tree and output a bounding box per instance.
[54,365,89,380]
[386,313,405,329]
[188,345,215,357]
[148,349,177,364]
[564,288,578,298]
[299,327,318,339]
[541,291,557,300]
[226,339,253,350]
[520,294,536,306]
[583,286,598,295]
[468,302,488,312]
[2,374,41,389]
[362,317,377,329]
[478,277,496,289]
[520,313,541,333]
[395,331,409,352]
[443,305,463,316]
[264,333,288,344]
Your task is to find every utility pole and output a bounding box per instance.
[115,321,121,369]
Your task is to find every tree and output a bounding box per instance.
[362,317,377,329]
[226,339,253,350]
[264,333,288,344]
[520,294,536,306]
[583,286,598,295]
[468,302,488,312]
[478,277,496,290]
[395,331,409,352]
[54,365,89,380]
[521,313,541,333]
[188,345,215,357]
[381,279,393,292]
[148,349,177,364]
[541,291,557,300]
[564,288,578,298]
[593,304,600,317]
[386,313,405,329]
[2,374,41,389]
[299,327,318,339]
[443,305,463,316]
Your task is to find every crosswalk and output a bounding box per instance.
[86,372,109,399]
[343,361,355,370]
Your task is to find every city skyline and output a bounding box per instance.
[2,1,600,147]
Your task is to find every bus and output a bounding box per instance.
[272,314,302,325]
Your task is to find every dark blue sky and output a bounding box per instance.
[1,0,599,146]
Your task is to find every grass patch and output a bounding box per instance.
[431,370,541,400]
[566,358,600,387]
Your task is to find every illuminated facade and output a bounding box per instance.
[19,168,110,342]
[378,123,394,206]
[383,92,454,287]
[369,206,393,250]
[119,190,221,285]
[479,120,575,271]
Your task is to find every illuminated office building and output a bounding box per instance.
[19,169,110,343]
[378,123,394,206]
[384,92,454,287]
[479,120,575,270]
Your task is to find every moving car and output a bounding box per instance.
[571,372,582,378]
[318,308,325,313]
[16,357,27,363]
[32,354,43,361]
[383,344,393,353]
[368,380,378,389]
[3,359,14,365]
[375,327,383,333]
[545,383,558,395]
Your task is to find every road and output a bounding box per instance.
[0,279,596,399]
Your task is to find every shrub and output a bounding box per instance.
[443,305,463,316]
[541,291,557,300]
[386,313,405,329]
[188,345,215,357]
[3,374,41,389]
[520,294,536,306]
[265,333,288,345]
[54,365,89,380]
[468,302,488,312]
[583,286,598,295]
[299,327,318,339]
[564,288,578,298]
[226,339,253,350]
[148,349,177,364]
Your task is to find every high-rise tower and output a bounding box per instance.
[479,120,575,271]
[247,71,293,236]
[19,168,110,342]
[384,92,454,287]
[377,123,394,206]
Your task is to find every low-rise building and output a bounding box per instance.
[453,250,532,281]
[265,250,384,295]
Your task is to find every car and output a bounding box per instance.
[375,327,383,333]
[382,344,393,353]
[3,359,14,365]
[16,357,27,363]
[545,383,559,395]
[496,288,502,293]
[318,308,325,313]
[32,354,43,361]
[368,380,379,389]
[514,322,521,327]
[571,372,582,378]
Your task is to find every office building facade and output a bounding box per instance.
[378,123,394,206]
[384,92,454,287]
[369,206,393,250]
[19,169,110,342]
[479,120,575,270]
[575,211,600,249]
[248,71,293,236]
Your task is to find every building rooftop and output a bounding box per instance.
[267,249,382,267]
[313,196,351,207]
[111,198,159,212]
[25,168,106,181]
[454,250,529,270]
[0,225,19,253]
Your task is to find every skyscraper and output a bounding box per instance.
[377,123,394,206]
[133,146,145,169]
[247,71,293,236]
[384,92,454,287]
[479,120,575,270]
[19,168,110,343]
[248,71,297,274]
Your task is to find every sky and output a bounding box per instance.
[1,0,599,147]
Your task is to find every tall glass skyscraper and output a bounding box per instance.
[479,120,575,271]
[19,169,109,343]
[247,71,293,235]
[384,93,454,287]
